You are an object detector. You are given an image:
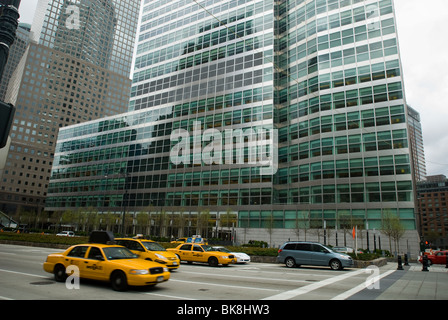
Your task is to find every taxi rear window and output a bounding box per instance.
[67,246,88,258]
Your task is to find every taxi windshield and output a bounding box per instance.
[103,247,137,260]
[142,241,166,251]
[202,245,215,252]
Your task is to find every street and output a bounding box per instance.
[1,244,447,302]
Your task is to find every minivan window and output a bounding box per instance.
[296,243,312,251]
[284,243,297,250]
[312,244,330,253]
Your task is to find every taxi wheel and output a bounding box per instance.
[111,271,128,291]
[54,264,67,282]
[208,257,218,267]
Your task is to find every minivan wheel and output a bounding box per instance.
[285,257,296,268]
[330,259,342,270]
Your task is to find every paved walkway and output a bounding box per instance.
[349,263,448,300]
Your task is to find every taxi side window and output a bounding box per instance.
[67,246,88,258]
[128,241,145,252]
[88,247,104,260]
[180,244,192,251]
[193,245,203,252]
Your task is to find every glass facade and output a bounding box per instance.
[46,0,417,236]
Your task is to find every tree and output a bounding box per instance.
[264,213,275,248]
[295,211,309,241]
[197,209,210,237]
[381,209,405,255]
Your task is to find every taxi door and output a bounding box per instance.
[178,244,193,261]
[82,246,107,281]
[192,245,206,263]
[65,245,89,274]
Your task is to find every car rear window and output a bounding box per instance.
[67,246,88,258]
[283,243,297,250]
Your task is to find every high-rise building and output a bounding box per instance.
[407,105,426,182]
[0,0,141,215]
[46,0,419,252]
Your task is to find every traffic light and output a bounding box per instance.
[0,101,15,148]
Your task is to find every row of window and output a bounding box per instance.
[133,33,271,85]
[286,0,395,47]
[139,0,270,51]
[278,153,411,182]
[283,128,408,161]
[280,105,406,140]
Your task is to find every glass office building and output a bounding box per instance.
[46,0,418,247]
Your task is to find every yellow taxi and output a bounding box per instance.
[167,243,236,267]
[43,243,170,291]
[170,237,187,244]
[115,238,180,270]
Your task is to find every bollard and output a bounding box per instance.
[422,255,429,272]
[404,254,409,266]
[397,255,404,270]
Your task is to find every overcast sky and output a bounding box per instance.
[16,0,448,177]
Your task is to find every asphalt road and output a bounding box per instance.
[1,243,447,304]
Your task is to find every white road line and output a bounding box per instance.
[0,268,48,279]
[331,270,395,300]
[179,270,310,284]
[170,279,281,292]
[0,296,14,300]
[143,292,196,300]
[262,269,367,300]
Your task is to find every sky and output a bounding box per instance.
[15,0,448,178]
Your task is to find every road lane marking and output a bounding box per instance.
[143,292,196,300]
[263,268,367,300]
[331,270,396,300]
[170,278,281,292]
[0,268,48,279]
[178,270,310,284]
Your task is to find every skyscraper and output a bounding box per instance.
[46,0,419,252]
[407,105,426,182]
[0,0,141,215]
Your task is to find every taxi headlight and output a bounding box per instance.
[155,253,168,260]
[222,256,229,259]
[163,267,169,272]
[130,269,149,275]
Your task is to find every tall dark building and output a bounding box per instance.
[0,0,141,215]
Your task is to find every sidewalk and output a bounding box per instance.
[349,263,448,300]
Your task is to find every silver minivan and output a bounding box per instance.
[277,241,353,270]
